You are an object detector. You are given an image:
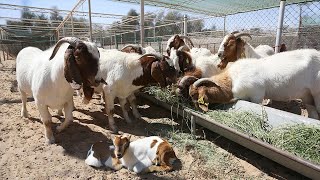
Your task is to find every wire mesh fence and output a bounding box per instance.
[0,0,320,59]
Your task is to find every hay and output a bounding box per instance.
[144,86,320,165]
[268,124,320,165]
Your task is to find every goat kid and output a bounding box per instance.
[16,37,100,144]
[85,135,177,174]
[189,49,320,119]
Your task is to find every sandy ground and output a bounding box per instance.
[0,59,308,179]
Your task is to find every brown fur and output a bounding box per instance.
[167,35,189,56]
[143,140,177,173]
[177,76,199,98]
[150,139,158,148]
[184,67,202,78]
[121,46,143,54]
[189,71,233,111]
[113,135,131,159]
[132,55,177,87]
[218,36,246,69]
[176,50,194,73]
[273,43,287,53]
[64,46,82,86]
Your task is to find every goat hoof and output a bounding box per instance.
[45,136,55,144]
[21,110,29,118]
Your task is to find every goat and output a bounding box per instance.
[120,44,157,55]
[166,34,194,56]
[217,31,274,69]
[97,49,177,132]
[85,135,177,173]
[188,49,320,119]
[273,43,287,53]
[170,48,223,98]
[16,37,100,144]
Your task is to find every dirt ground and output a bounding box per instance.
[0,60,308,179]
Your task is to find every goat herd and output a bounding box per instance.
[14,31,320,173]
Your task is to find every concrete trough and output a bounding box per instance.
[138,93,320,179]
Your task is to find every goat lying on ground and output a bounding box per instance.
[189,49,320,119]
[16,37,100,144]
[85,135,177,173]
[97,49,177,132]
[217,31,274,69]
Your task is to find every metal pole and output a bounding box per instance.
[134,30,137,44]
[88,0,93,41]
[223,16,226,37]
[71,12,74,36]
[140,0,145,47]
[190,115,196,135]
[153,25,156,42]
[275,0,286,53]
[62,25,65,37]
[183,15,187,36]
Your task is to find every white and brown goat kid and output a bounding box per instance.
[166,34,194,56]
[189,49,320,119]
[16,37,100,144]
[85,135,177,173]
[97,50,177,132]
[217,31,274,69]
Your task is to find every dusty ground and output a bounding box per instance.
[0,60,308,179]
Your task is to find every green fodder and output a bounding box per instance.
[268,124,320,165]
[206,109,271,141]
[143,85,191,106]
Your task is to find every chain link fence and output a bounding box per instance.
[1,1,320,59]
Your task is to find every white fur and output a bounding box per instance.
[143,46,157,54]
[16,41,99,144]
[209,49,320,119]
[85,145,104,167]
[116,136,164,173]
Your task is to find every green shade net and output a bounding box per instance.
[114,0,314,16]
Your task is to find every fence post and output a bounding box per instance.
[71,12,74,36]
[114,33,118,49]
[88,0,93,41]
[275,0,286,53]
[140,0,145,47]
[134,30,137,44]
[153,25,156,43]
[184,15,187,36]
[223,16,226,37]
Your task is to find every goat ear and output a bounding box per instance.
[173,35,181,48]
[64,46,82,90]
[151,61,166,87]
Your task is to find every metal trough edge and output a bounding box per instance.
[139,93,320,179]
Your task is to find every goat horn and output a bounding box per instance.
[180,35,194,47]
[234,32,252,40]
[49,37,80,60]
[231,31,239,34]
[193,78,218,87]
[120,44,139,51]
[179,75,198,86]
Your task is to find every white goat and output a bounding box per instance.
[16,37,100,144]
[189,49,320,119]
[217,31,274,69]
[96,49,177,132]
[85,135,177,173]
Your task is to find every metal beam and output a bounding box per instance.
[88,0,93,41]
[140,0,145,47]
[275,0,286,53]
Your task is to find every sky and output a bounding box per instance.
[1,0,319,35]
[0,0,165,25]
